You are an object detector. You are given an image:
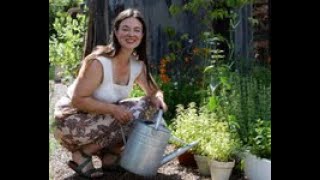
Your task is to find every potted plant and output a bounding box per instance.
[170,103,214,175]
[202,117,241,180]
[171,103,241,178]
[190,108,220,176]
[244,119,271,180]
[169,102,199,168]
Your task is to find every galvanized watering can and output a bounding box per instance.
[120,109,198,176]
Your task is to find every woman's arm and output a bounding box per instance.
[135,63,168,111]
[71,59,133,124]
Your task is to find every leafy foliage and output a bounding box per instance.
[159,78,202,123]
[248,119,271,159]
[157,28,204,121]
[170,102,241,162]
[166,0,270,163]
[49,12,87,84]
[49,0,84,37]
[228,62,271,144]
[129,84,145,98]
[169,0,253,30]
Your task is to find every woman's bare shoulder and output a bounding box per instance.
[78,58,104,79]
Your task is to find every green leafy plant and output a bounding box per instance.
[169,102,200,147]
[205,131,241,162]
[49,0,84,37]
[159,78,202,123]
[248,119,271,159]
[160,0,253,122]
[129,84,145,98]
[170,102,241,162]
[158,27,204,122]
[49,12,87,84]
[169,0,253,35]
[226,63,271,144]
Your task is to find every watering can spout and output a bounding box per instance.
[161,141,199,166]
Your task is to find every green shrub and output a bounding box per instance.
[227,64,271,144]
[159,79,202,122]
[49,0,84,37]
[248,119,271,159]
[170,102,241,162]
[49,12,87,84]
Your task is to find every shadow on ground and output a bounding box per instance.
[64,170,181,180]
[64,170,246,180]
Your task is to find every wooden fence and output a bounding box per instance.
[85,0,259,65]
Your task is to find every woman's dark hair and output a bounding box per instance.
[84,8,154,87]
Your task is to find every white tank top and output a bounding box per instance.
[67,56,143,103]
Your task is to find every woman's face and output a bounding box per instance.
[115,17,144,51]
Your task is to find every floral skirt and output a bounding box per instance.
[53,96,158,152]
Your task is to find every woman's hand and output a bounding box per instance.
[110,105,133,125]
[151,96,168,112]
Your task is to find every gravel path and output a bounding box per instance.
[49,82,245,180]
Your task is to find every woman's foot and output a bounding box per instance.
[68,150,103,178]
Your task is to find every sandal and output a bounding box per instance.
[67,150,103,178]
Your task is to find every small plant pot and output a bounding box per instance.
[177,151,197,168]
[209,159,235,180]
[194,155,211,176]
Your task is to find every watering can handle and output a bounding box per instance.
[120,125,127,145]
[155,109,163,130]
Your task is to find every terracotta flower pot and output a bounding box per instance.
[177,151,198,168]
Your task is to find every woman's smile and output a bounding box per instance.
[116,17,143,50]
[125,38,137,44]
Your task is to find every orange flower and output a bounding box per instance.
[193,47,200,55]
[159,57,171,84]
[160,72,170,84]
[160,68,166,73]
